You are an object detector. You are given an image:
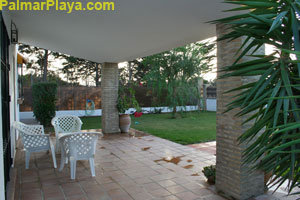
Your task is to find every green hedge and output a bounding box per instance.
[32,82,57,127]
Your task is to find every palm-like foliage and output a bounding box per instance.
[212,0,300,194]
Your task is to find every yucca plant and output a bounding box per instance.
[212,0,300,194]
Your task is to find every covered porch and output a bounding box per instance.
[10,130,293,200]
[0,1,294,200]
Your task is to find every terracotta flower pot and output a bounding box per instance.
[119,114,131,133]
[264,171,273,185]
[207,176,215,185]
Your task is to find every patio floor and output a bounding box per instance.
[14,130,222,200]
[13,129,300,200]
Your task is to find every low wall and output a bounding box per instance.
[207,98,216,112]
[20,99,217,119]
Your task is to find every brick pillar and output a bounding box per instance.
[216,24,264,200]
[101,62,120,134]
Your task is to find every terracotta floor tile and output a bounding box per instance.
[44,189,65,200]
[182,182,203,190]
[96,176,114,184]
[175,191,200,200]
[43,185,61,194]
[158,180,177,187]
[133,177,153,184]
[14,134,230,200]
[143,182,162,191]
[21,188,41,195]
[118,179,136,187]
[21,192,42,200]
[122,185,143,195]
[101,182,121,191]
[166,185,187,194]
[86,190,111,200]
[131,191,153,200]
[190,188,214,196]
[202,194,227,200]
[162,195,181,200]
[148,188,172,197]
[61,183,84,197]
[21,182,41,190]
[66,195,89,200]
[78,180,99,189]
[107,188,131,200]
[41,178,60,186]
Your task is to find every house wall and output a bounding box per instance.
[0,10,18,200]
[0,48,4,200]
[9,44,18,164]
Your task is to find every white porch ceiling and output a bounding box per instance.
[7,0,233,63]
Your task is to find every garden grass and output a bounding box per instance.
[81,116,102,130]
[80,111,216,145]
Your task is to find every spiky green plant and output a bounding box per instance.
[212,0,300,194]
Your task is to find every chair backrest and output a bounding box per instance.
[59,132,101,160]
[13,121,49,151]
[51,115,82,135]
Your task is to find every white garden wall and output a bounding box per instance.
[20,99,217,119]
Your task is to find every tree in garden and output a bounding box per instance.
[142,42,215,118]
[19,44,102,86]
[19,44,52,82]
[61,56,101,86]
[120,59,151,86]
[32,82,57,127]
[21,73,70,87]
[212,0,300,194]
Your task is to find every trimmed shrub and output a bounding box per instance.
[32,82,57,127]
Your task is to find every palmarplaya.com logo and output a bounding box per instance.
[0,0,115,13]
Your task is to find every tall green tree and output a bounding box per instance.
[213,0,300,194]
[120,59,151,86]
[19,44,54,82]
[19,44,101,86]
[142,42,215,118]
[61,56,101,86]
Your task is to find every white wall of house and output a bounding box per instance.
[0,10,15,200]
[9,44,19,164]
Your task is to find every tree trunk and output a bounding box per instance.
[197,78,203,110]
[128,61,132,86]
[95,63,101,86]
[42,49,48,82]
[172,86,177,119]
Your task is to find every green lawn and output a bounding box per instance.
[80,111,216,145]
[81,116,102,130]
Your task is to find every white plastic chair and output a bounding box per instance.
[51,115,83,152]
[13,122,57,169]
[58,132,102,179]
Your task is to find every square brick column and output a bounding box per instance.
[101,62,120,134]
[216,24,264,200]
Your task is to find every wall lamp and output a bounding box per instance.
[11,22,18,44]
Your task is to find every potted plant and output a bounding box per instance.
[202,165,216,185]
[117,86,140,133]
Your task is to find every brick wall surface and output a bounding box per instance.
[101,62,120,134]
[216,24,264,200]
